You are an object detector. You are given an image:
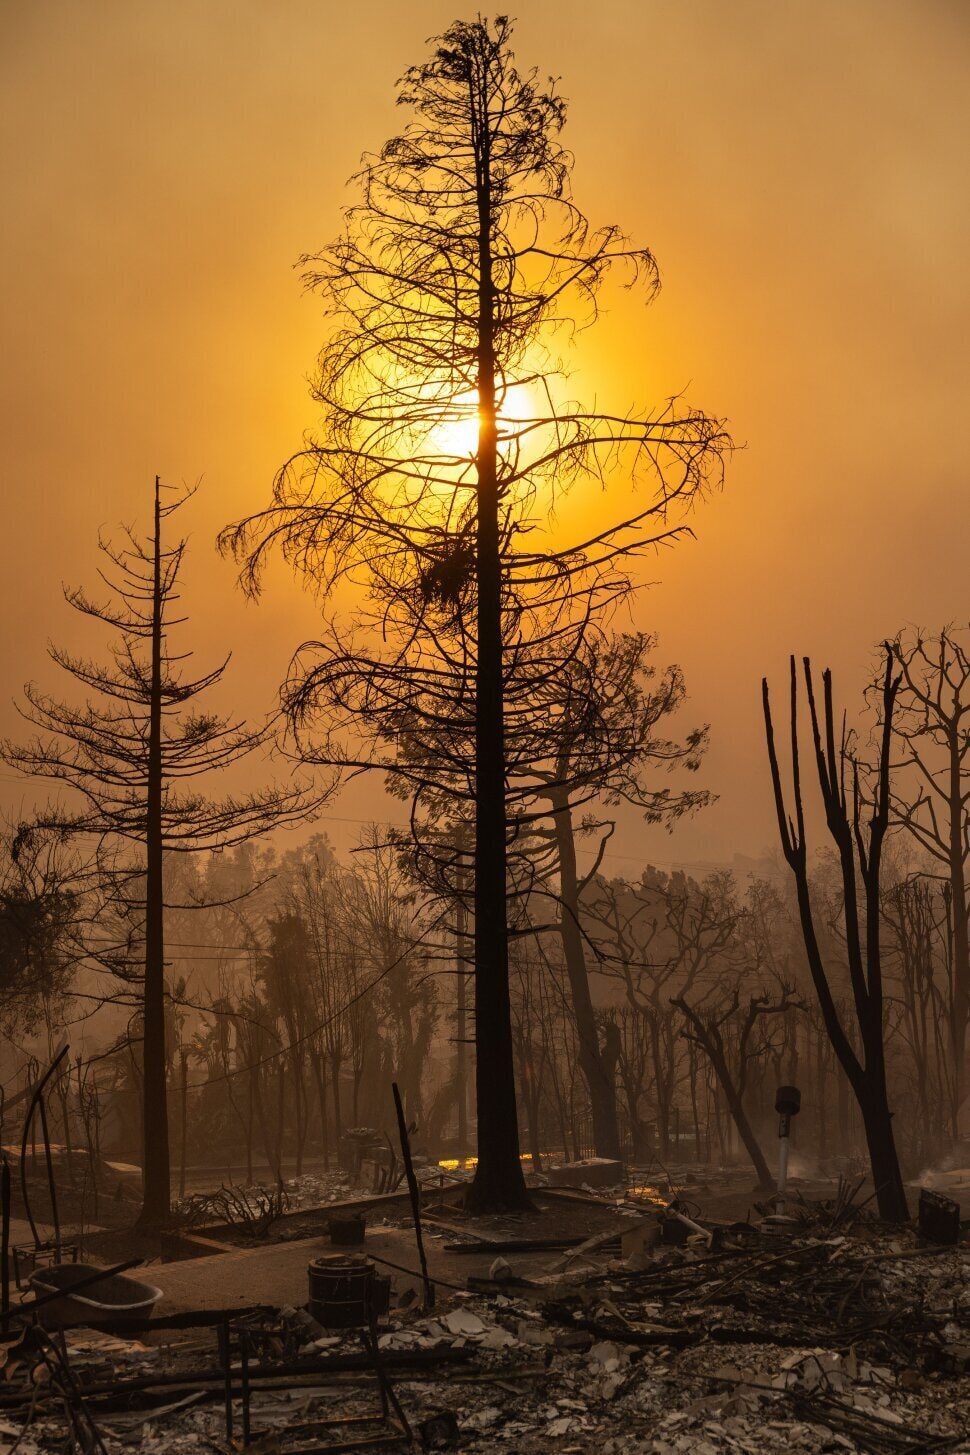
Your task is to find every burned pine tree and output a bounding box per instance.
[763,652,910,1223]
[223,17,726,1212]
[3,477,320,1226]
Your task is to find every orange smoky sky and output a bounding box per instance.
[1,0,968,873]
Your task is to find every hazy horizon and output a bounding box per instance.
[3,0,969,870]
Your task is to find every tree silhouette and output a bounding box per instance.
[879,627,970,1139]
[380,632,710,1164]
[3,477,321,1225]
[527,632,711,1161]
[763,652,910,1223]
[223,17,727,1211]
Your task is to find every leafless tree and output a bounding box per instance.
[591,870,738,1160]
[221,17,727,1211]
[879,627,970,1137]
[763,652,910,1222]
[882,876,953,1164]
[343,836,439,1130]
[524,633,711,1161]
[673,983,802,1192]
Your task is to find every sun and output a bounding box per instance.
[427,382,539,462]
[430,390,480,459]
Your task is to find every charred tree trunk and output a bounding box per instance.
[551,791,622,1160]
[946,739,969,1136]
[674,998,774,1192]
[688,1040,704,1161]
[329,1054,343,1149]
[178,1050,189,1202]
[858,1075,909,1216]
[138,476,171,1227]
[763,654,910,1222]
[514,1038,544,1173]
[467,101,529,1214]
[291,1048,306,1177]
[245,1063,255,1185]
[252,1071,278,1181]
[310,1051,330,1168]
[455,871,470,1159]
[274,1059,286,1185]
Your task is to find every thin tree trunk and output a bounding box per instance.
[833,1058,847,1155]
[139,475,171,1227]
[252,1072,277,1179]
[676,1001,774,1192]
[274,1062,286,1185]
[857,1025,910,1219]
[329,1055,343,1149]
[814,1028,828,1164]
[551,791,621,1159]
[649,1014,671,1160]
[948,741,969,1139]
[352,1066,362,1128]
[763,658,910,1221]
[311,1052,330,1169]
[56,1077,75,1190]
[178,1050,188,1201]
[467,108,529,1213]
[515,1046,543,1173]
[292,1050,306,1177]
[688,1042,703,1160]
[245,1067,255,1185]
[456,875,469,1158]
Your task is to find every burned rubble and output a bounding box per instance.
[0,1159,966,1455]
[3,16,970,1452]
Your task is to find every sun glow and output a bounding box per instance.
[425,381,541,465]
[432,391,481,460]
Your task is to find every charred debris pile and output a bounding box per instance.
[0,1167,966,1455]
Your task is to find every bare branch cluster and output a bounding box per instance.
[4,483,322,853]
